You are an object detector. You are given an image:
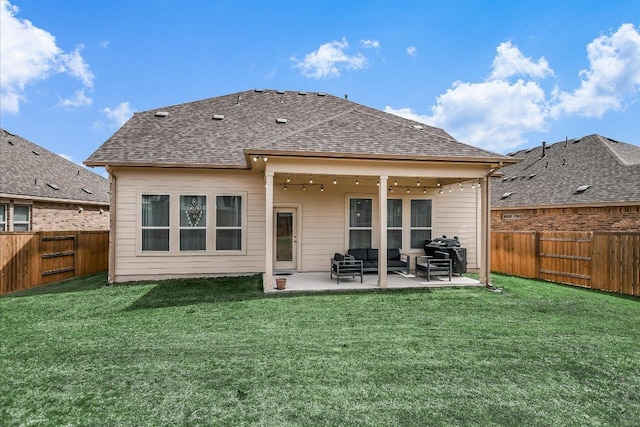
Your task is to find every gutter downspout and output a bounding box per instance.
[106,166,117,285]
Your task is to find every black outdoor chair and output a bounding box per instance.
[415,251,452,281]
[331,253,363,284]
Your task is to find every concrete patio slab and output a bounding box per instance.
[266,271,483,293]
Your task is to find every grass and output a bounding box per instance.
[1,273,639,426]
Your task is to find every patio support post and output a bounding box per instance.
[378,175,388,287]
[480,175,491,287]
[265,171,274,292]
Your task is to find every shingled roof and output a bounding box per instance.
[1,129,109,205]
[85,89,513,167]
[492,134,640,208]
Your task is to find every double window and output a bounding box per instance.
[141,193,244,253]
[348,197,432,250]
[0,205,6,231]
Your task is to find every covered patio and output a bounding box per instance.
[265,271,483,293]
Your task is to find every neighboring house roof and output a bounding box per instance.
[85,89,514,167]
[1,129,110,205]
[492,134,640,208]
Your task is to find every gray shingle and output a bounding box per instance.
[1,129,109,204]
[492,135,640,207]
[86,89,511,167]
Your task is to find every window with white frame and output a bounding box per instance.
[13,205,30,231]
[387,199,403,249]
[349,198,372,249]
[0,205,6,231]
[180,195,206,251]
[141,195,170,251]
[215,195,242,251]
[410,199,432,248]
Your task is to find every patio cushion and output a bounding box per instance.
[387,248,401,260]
[348,248,368,261]
[368,249,379,261]
[387,259,407,268]
[334,253,344,261]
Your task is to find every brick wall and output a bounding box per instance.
[492,205,640,232]
[32,201,110,231]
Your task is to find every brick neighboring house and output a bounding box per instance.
[492,134,640,232]
[1,128,110,231]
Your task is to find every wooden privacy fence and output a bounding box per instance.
[492,231,640,296]
[0,231,109,295]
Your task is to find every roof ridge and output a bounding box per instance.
[268,107,358,144]
[594,134,640,166]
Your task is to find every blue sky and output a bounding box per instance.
[1,0,639,174]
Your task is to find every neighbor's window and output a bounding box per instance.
[13,205,30,231]
[0,205,6,231]
[180,195,206,251]
[410,199,432,248]
[141,195,170,251]
[387,199,403,249]
[349,198,372,248]
[216,195,242,251]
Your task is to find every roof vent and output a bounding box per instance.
[502,177,509,183]
[528,174,536,179]
[47,183,60,190]
[276,90,285,94]
[317,92,326,97]
[155,111,169,118]
[276,118,288,124]
[411,124,424,130]
[82,188,93,194]
[525,148,534,154]
[501,192,514,199]
[298,91,307,96]
[573,138,582,144]
[212,114,225,120]
[32,150,40,155]
[7,140,14,146]
[254,89,265,93]
[575,185,591,194]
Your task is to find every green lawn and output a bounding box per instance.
[1,273,639,426]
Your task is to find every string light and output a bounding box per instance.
[416,178,421,187]
[355,176,359,185]
[394,178,398,186]
[302,184,306,191]
[286,175,290,183]
[333,176,337,184]
[406,187,410,194]
[309,175,313,184]
[320,184,324,192]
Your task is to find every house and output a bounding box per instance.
[1,129,110,232]
[492,135,640,232]
[85,89,518,290]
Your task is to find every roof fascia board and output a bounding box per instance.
[0,193,110,206]
[492,201,640,211]
[84,161,248,169]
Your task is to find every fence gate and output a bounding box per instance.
[539,231,592,288]
[41,233,76,284]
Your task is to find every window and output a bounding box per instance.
[13,205,30,231]
[387,199,402,249]
[216,195,242,251]
[0,205,6,231]
[141,195,170,251]
[410,199,432,248]
[349,198,372,248]
[180,195,206,251]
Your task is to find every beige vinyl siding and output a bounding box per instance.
[432,186,479,269]
[112,168,265,282]
[274,181,480,272]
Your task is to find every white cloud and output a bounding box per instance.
[386,24,640,153]
[0,0,94,114]
[407,46,417,57]
[101,102,133,128]
[292,38,367,79]
[58,89,92,108]
[361,39,380,49]
[489,41,553,80]
[551,23,640,118]
[59,44,94,88]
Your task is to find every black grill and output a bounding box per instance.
[424,236,467,275]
